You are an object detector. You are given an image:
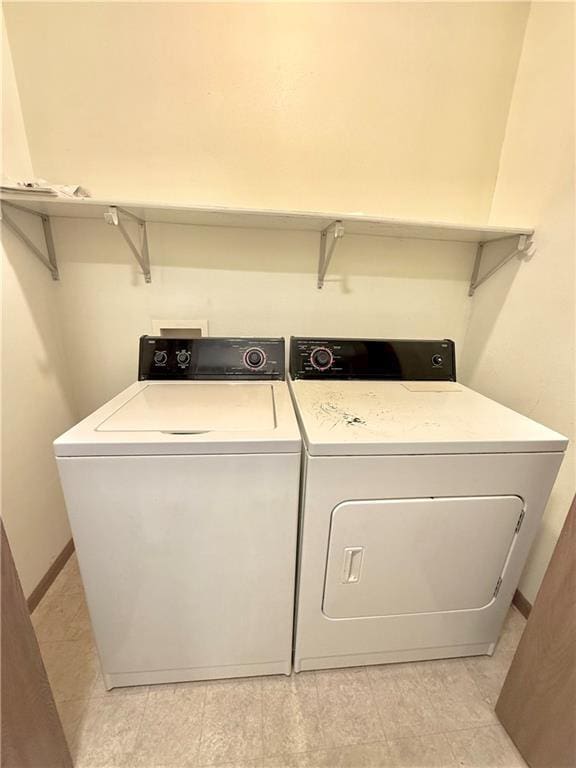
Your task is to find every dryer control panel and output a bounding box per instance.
[139,337,285,380]
[290,338,456,380]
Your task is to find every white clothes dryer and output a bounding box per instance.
[288,337,567,672]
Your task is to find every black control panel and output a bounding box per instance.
[290,338,456,381]
[139,337,285,380]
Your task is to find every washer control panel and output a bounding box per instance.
[290,338,456,381]
[139,337,285,380]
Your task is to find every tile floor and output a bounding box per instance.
[34,554,527,768]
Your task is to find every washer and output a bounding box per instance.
[54,336,301,689]
[289,337,568,672]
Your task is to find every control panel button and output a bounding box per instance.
[244,347,266,370]
[431,354,444,367]
[176,350,191,368]
[310,347,334,371]
[154,351,168,365]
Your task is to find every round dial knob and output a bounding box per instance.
[431,354,443,367]
[244,347,266,370]
[154,351,168,365]
[176,350,191,367]
[310,347,334,371]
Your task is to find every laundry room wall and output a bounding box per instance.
[460,2,576,604]
[1,15,77,598]
[47,222,477,415]
[2,2,531,416]
[3,2,529,221]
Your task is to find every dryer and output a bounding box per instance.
[289,337,567,672]
[54,336,301,689]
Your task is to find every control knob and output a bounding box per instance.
[431,354,443,367]
[154,351,168,365]
[244,347,266,370]
[310,347,334,371]
[176,350,191,367]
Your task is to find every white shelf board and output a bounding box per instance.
[0,193,533,244]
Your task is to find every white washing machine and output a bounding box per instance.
[289,337,567,672]
[54,336,301,689]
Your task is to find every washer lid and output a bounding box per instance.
[97,382,275,433]
[289,379,568,456]
[54,381,301,456]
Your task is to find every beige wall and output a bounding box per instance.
[51,220,475,416]
[1,17,32,180]
[1,13,76,597]
[4,2,529,221]
[461,2,575,603]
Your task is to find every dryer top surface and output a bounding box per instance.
[289,379,568,456]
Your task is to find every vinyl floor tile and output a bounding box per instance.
[40,639,100,703]
[127,685,206,766]
[415,659,498,733]
[73,693,149,767]
[262,672,324,756]
[367,662,438,740]
[463,648,516,707]
[386,733,458,767]
[262,742,391,767]
[197,678,263,766]
[32,589,85,642]
[315,667,384,748]
[446,724,526,767]
[66,597,98,646]
[497,607,526,652]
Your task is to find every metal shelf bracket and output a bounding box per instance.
[469,233,534,297]
[1,201,59,280]
[317,220,345,289]
[105,205,151,283]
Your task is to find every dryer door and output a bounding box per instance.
[323,495,522,619]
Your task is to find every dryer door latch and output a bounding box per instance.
[341,547,364,584]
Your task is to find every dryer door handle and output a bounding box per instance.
[341,547,364,584]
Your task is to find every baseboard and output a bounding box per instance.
[513,588,532,619]
[27,539,75,613]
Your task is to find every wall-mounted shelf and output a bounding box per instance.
[0,193,534,294]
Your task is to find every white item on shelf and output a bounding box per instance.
[1,178,89,198]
